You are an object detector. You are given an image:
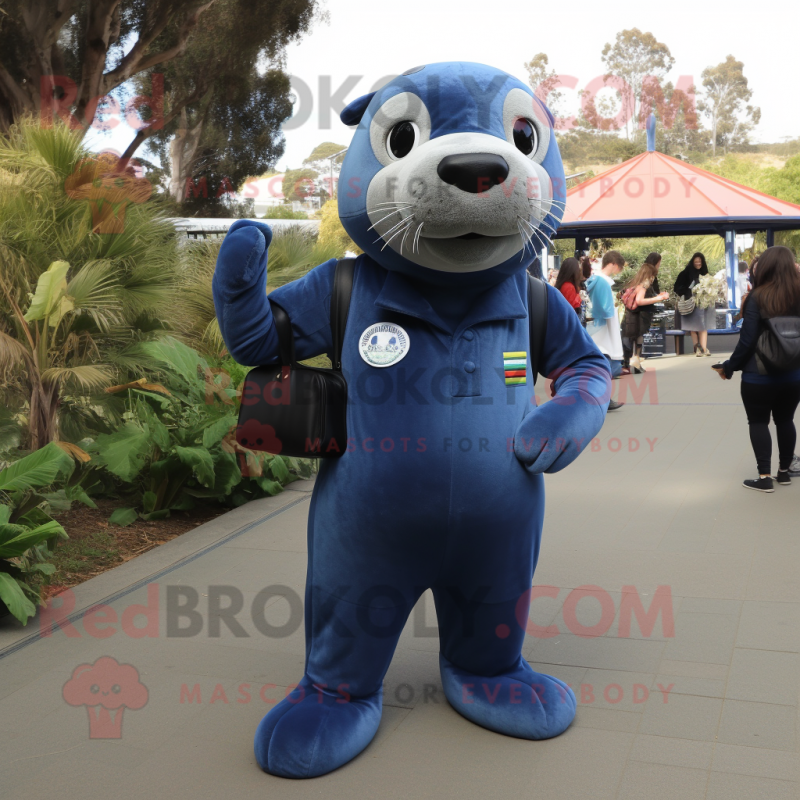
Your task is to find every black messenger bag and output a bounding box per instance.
[235,258,355,458]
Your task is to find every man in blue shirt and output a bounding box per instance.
[585,250,626,409]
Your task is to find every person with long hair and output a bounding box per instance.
[674,252,711,356]
[555,257,583,315]
[714,246,800,492]
[620,252,670,373]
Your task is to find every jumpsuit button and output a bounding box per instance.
[462,329,474,341]
[464,361,476,373]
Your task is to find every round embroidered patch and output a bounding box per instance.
[359,323,410,368]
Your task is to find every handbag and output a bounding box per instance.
[235,258,355,458]
[677,296,696,315]
[621,287,639,312]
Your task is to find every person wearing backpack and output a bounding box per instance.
[713,246,800,492]
[620,253,670,373]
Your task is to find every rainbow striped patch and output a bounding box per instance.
[503,351,527,386]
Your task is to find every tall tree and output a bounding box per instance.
[0,0,315,138]
[523,53,563,123]
[282,167,317,202]
[601,28,675,140]
[698,56,760,156]
[303,141,347,197]
[171,69,293,216]
[0,1,214,133]
[125,0,313,210]
[640,77,709,157]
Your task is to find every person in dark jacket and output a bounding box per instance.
[714,246,800,492]
[674,252,711,356]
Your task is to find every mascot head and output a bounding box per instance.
[338,62,566,287]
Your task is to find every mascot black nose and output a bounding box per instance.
[437,153,510,193]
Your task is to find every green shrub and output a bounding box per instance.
[262,205,309,219]
[318,198,361,255]
[0,118,181,451]
[88,337,311,521]
[177,225,343,360]
[0,443,81,624]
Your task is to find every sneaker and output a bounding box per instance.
[789,455,800,477]
[774,470,791,486]
[608,400,625,411]
[743,476,774,493]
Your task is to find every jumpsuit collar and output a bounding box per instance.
[374,270,528,336]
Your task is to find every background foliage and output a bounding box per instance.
[0,122,347,624]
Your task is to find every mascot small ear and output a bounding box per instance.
[341,92,375,126]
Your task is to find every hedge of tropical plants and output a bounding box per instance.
[0,120,335,625]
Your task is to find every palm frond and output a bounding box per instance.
[694,235,726,260]
[201,318,225,353]
[40,365,115,392]
[66,259,120,310]
[0,329,29,372]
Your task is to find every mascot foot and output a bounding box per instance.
[440,654,576,739]
[254,676,382,778]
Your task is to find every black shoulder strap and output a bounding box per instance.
[528,274,548,386]
[269,301,295,366]
[267,258,355,369]
[330,257,355,370]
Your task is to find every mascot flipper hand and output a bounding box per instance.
[214,62,610,779]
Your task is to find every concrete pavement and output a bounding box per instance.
[1,353,798,799]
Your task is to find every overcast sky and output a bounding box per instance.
[89,0,799,170]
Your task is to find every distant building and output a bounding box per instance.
[172,217,320,240]
[232,174,335,216]
[237,175,287,216]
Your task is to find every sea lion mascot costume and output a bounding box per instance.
[213,61,610,778]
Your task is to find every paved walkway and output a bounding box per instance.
[2,354,798,799]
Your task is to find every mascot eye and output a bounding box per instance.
[387,121,417,159]
[513,118,537,156]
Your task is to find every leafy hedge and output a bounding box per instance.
[0,339,312,625]
[90,336,311,521]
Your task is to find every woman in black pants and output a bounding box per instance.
[714,246,800,492]
[621,253,670,373]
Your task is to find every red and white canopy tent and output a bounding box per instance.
[552,115,800,316]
